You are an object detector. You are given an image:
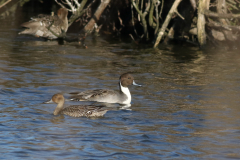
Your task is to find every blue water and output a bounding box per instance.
[0,5,240,160]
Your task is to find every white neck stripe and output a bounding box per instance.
[120,82,131,104]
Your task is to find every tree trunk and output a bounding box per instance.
[197,0,209,47]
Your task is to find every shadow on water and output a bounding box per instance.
[0,2,240,159]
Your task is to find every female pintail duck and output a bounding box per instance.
[69,73,142,105]
[19,8,68,39]
[44,93,108,117]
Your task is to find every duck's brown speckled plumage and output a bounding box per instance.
[45,93,108,117]
[19,8,68,39]
[60,105,108,117]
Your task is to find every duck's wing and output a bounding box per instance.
[69,89,117,102]
[19,14,62,39]
[19,21,42,35]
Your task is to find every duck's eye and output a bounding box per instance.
[87,111,92,114]
[128,77,131,79]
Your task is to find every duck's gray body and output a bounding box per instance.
[70,89,128,104]
[69,73,141,105]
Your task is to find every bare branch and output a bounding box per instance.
[175,10,185,20]
[0,0,11,9]
[68,0,95,26]
[206,21,235,31]
[118,10,124,26]
[131,0,150,39]
[205,10,240,19]
[155,0,160,34]
[83,0,111,33]
[65,0,75,12]
[140,0,143,12]
[129,34,135,41]
[73,0,80,8]
[55,0,67,10]
[79,0,96,15]
[61,0,68,5]
[149,1,156,28]
[131,0,143,16]
[131,4,140,37]
[189,0,197,11]
[154,0,183,48]
[143,0,151,17]
[159,0,164,19]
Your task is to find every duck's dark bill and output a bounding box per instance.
[43,99,53,104]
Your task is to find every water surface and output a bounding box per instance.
[0,8,240,160]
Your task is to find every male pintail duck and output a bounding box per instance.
[44,93,108,117]
[19,8,68,39]
[69,73,142,105]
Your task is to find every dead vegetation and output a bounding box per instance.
[2,0,240,48]
[57,0,240,48]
